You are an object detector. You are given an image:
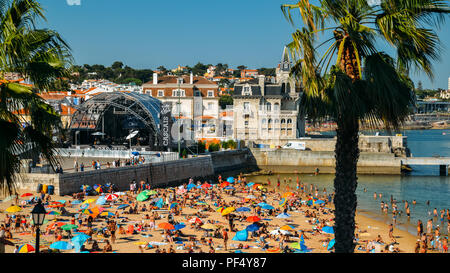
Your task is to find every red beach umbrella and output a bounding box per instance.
[246,216,261,223]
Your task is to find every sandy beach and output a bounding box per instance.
[0,177,427,254]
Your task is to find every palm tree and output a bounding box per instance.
[281,0,449,253]
[0,0,72,194]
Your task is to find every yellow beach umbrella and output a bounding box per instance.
[221,207,235,216]
[216,207,224,213]
[282,192,294,198]
[6,205,21,213]
[82,199,96,204]
[280,225,294,231]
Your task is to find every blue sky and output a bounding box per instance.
[37,0,450,89]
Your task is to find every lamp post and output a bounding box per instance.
[177,76,182,158]
[31,200,46,254]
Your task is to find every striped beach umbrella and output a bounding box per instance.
[18,244,35,253]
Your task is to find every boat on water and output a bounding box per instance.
[401,164,413,173]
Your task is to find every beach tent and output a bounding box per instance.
[232,229,248,241]
[322,226,334,234]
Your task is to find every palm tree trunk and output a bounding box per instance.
[333,116,359,253]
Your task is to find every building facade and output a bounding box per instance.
[232,47,305,146]
[142,74,221,141]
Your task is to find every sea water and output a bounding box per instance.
[246,129,450,236]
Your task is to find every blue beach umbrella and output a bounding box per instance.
[224,186,235,190]
[322,226,334,234]
[72,200,82,205]
[257,202,268,207]
[246,223,261,232]
[246,182,255,187]
[226,177,234,183]
[174,223,186,230]
[261,204,274,210]
[71,234,90,244]
[132,151,140,156]
[57,200,67,204]
[50,241,74,250]
[187,184,196,191]
[236,207,251,212]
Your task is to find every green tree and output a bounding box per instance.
[111,61,124,70]
[219,95,233,110]
[282,0,449,253]
[0,0,72,194]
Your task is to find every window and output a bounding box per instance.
[157,90,164,97]
[207,90,214,97]
[145,89,152,96]
[207,102,214,110]
[243,102,250,111]
[244,120,249,126]
[274,103,280,111]
[266,102,271,111]
[243,86,251,96]
[172,90,185,97]
[194,91,201,97]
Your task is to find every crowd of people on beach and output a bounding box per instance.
[0,173,448,254]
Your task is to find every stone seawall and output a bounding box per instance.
[209,149,256,174]
[248,148,401,174]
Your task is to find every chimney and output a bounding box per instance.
[153,73,158,85]
[258,75,265,96]
[190,72,194,85]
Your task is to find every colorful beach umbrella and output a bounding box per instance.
[82,199,96,204]
[279,198,287,207]
[5,206,21,213]
[246,216,261,223]
[104,194,118,201]
[201,183,212,189]
[46,211,60,216]
[158,222,175,230]
[246,223,261,232]
[188,217,203,224]
[174,223,186,230]
[100,211,115,217]
[18,244,35,253]
[61,224,78,231]
[20,193,33,198]
[282,192,294,198]
[280,225,294,231]
[169,202,179,210]
[221,207,235,216]
[136,192,149,202]
[236,207,251,212]
[47,222,65,229]
[219,182,230,188]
